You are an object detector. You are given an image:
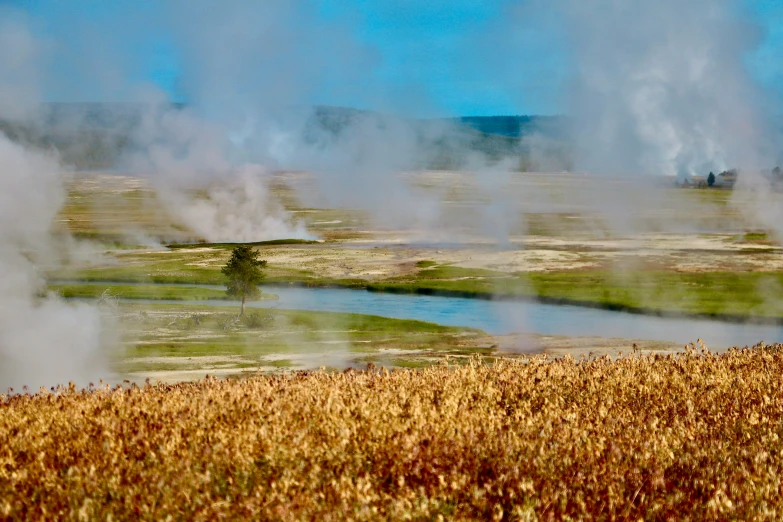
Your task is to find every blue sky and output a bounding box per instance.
[8,0,783,116]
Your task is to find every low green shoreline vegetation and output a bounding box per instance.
[166,238,321,249]
[372,269,783,322]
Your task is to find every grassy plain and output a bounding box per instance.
[52,171,783,357]
[53,172,783,321]
[4,346,783,519]
[60,175,193,245]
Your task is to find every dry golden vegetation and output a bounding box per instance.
[3,345,783,520]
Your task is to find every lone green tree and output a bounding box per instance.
[707,171,716,187]
[221,245,267,317]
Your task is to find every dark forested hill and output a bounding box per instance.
[458,115,565,139]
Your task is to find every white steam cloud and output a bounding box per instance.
[119,0,374,243]
[127,100,309,242]
[0,136,108,391]
[560,0,772,178]
[159,165,310,243]
[0,12,110,391]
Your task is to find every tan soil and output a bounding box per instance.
[155,232,783,282]
[125,334,690,385]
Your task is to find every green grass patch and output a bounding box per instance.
[414,264,506,280]
[50,249,365,288]
[52,266,227,285]
[367,265,527,298]
[737,231,777,246]
[387,359,431,369]
[526,270,783,320]
[48,284,277,301]
[743,232,769,242]
[270,309,476,334]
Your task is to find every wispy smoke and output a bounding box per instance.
[290,111,439,229]
[114,1,536,243]
[4,1,546,245]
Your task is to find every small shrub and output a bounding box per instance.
[174,314,202,330]
[242,310,274,329]
[216,314,239,331]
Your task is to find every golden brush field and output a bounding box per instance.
[4,345,783,520]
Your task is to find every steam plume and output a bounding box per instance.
[0,12,110,391]
[126,100,309,242]
[0,135,108,391]
[560,0,771,178]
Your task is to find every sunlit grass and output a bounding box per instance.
[48,284,237,301]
